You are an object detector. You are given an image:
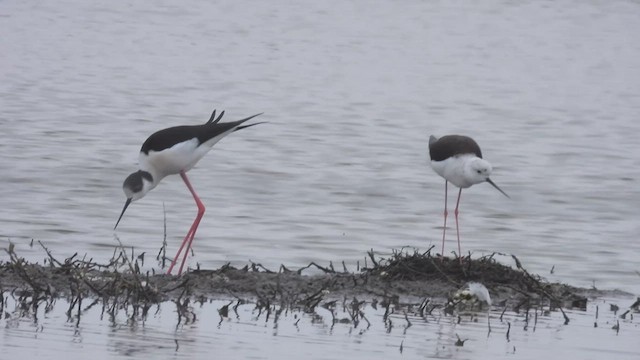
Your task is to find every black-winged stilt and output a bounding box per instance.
[114,109,263,275]
[428,135,509,263]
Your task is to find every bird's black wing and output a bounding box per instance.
[429,135,482,161]
[140,125,205,154]
[140,113,263,154]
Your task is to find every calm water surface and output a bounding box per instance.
[1,296,638,360]
[1,0,639,357]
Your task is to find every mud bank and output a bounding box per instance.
[2,243,618,322]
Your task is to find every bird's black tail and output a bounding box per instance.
[206,109,226,124]
[236,121,266,131]
[206,108,263,127]
[232,112,264,131]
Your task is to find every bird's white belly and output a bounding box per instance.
[140,138,212,178]
[430,156,473,188]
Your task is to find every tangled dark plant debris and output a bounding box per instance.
[366,248,583,324]
[1,243,599,329]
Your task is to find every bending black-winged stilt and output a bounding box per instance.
[428,135,509,263]
[114,109,263,275]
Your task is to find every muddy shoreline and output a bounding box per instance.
[2,244,621,321]
[2,243,638,360]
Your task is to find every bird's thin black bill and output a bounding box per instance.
[487,179,510,199]
[114,198,132,230]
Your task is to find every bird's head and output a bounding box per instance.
[466,158,493,184]
[114,170,154,229]
[466,158,510,198]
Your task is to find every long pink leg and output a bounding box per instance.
[166,171,206,275]
[454,188,463,264]
[441,181,448,259]
[166,213,198,274]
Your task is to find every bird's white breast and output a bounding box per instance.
[138,131,235,180]
[140,138,204,179]
[430,155,476,188]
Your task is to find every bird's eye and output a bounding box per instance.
[477,170,482,174]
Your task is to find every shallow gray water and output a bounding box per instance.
[2,295,638,360]
[1,0,639,357]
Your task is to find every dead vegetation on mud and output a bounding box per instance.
[0,241,595,327]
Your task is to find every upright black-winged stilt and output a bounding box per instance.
[428,135,509,263]
[114,109,263,275]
